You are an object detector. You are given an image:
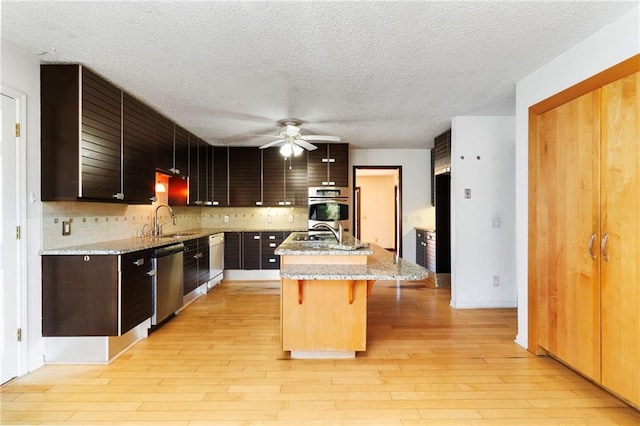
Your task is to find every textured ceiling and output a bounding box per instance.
[2,1,637,149]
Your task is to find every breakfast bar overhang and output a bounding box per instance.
[275,232,428,359]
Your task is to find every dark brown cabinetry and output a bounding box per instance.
[415,229,427,268]
[261,231,288,269]
[262,148,308,206]
[228,147,263,206]
[307,143,349,187]
[123,94,156,203]
[183,237,210,295]
[224,232,242,269]
[211,146,229,206]
[242,232,262,270]
[41,65,156,204]
[433,130,451,175]
[154,113,175,175]
[224,231,292,270]
[42,250,153,336]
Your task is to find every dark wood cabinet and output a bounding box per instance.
[123,94,156,203]
[41,64,157,203]
[174,126,190,178]
[196,237,211,285]
[426,231,437,272]
[211,146,228,206]
[183,238,199,294]
[224,232,242,269]
[188,135,210,206]
[433,130,451,175]
[120,250,154,334]
[261,231,287,270]
[242,232,262,270]
[262,148,308,206]
[154,113,175,175]
[415,229,427,268]
[307,143,349,187]
[228,147,263,206]
[42,250,153,337]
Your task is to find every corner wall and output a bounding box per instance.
[450,116,516,308]
[514,6,640,349]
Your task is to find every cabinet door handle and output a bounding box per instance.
[133,258,145,266]
[253,235,260,240]
[328,158,336,163]
[112,193,124,200]
[322,158,329,163]
[601,233,609,262]
[147,269,156,277]
[588,233,596,260]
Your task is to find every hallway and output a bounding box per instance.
[1,280,637,424]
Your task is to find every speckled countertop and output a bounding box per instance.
[39,227,305,255]
[277,233,428,281]
[275,232,374,256]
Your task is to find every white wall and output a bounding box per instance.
[514,6,640,349]
[350,149,432,262]
[450,116,516,308]
[1,40,44,372]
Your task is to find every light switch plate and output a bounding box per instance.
[464,188,471,199]
[62,220,71,235]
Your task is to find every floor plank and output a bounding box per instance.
[1,279,639,425]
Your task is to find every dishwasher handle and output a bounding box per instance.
[153,242,185,257]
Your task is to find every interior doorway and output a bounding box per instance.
[353,166,402,256]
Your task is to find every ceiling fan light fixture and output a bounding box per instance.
[292,144,304,156]
[279,143,293,157]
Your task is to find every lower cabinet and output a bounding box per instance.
[42,249,153,336]
[224,231,291,270]
[183,237,210,295]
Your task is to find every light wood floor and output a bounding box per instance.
[2,280,639,425]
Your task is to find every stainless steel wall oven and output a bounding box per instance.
[308,186,350,232]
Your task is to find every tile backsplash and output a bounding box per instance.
[42,202,308,250]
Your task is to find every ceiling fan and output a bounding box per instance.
[259,119,341,157]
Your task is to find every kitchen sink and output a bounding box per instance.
[161,232,199,238]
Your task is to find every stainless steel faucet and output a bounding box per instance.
[152,204,176,237]
[311,222,343,245]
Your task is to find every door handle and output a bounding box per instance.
[601,233,609,262]
[588,234,596,260]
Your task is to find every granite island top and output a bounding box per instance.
[40,227,306,255]
[277,232,428,281]
[275,232,374,256]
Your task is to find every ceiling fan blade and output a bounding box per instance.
[259,139,286,149]
[300,135,341,142]
[294,139,318,151]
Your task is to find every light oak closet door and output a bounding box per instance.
[600,71,640,406]
[533,91,601,380]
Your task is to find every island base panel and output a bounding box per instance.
[281,279,367,352]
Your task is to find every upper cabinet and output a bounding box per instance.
[122,93,156,203]
[307,143,349,187]
[433,130,451,175]
[262,148,308,206]
[211,146,229,206]
[228,147,262,206]
[41,65,155,203]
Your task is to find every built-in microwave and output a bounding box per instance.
[308,186,350,232]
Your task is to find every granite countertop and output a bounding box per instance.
[38,228,224,255]
[39,226,307,255]
[278,244,428,281]
[275,232,374,256]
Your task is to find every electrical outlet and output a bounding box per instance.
[464,188,471,199]
[267,215,272,223]
[62,220,71,236]
[288,215,294,223]
[224,215,229,223]
[492,275,500,287]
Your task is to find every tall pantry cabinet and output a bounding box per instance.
[528,58,639,408]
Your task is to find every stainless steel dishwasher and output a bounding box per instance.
[151,242,184,325]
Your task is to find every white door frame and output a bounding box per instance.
[1,85,28,380]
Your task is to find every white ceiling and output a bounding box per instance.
[2,1,637,149]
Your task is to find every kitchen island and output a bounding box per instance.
[275,232,427,359]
